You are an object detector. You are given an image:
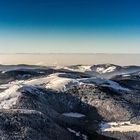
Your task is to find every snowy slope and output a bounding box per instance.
[80,77,130,92]
[0,72,130,93]
[24,73,130,92]
[24,73,80,92]
[0,85,21,109]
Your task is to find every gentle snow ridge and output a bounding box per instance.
[0,70,130,94]
[80,77,130,92]
[24,73,80,92]
[0,72,130,93]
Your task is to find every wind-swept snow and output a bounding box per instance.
[0,85,21,109]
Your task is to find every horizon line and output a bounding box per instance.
[0,53,140,55]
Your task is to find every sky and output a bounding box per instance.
[0,0,140,53]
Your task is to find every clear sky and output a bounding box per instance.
[0,0,140,53]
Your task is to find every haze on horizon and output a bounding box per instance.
[0,53,140,66]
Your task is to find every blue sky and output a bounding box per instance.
[0,0,140,53]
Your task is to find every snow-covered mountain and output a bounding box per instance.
[0,64,139,140]
[62,64,140,79]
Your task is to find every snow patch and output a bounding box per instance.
[100,121,140,132]
[67,128,80,136]
[62,112,85,118]
[122,74,130,77]
[67,128,88,140]
[95,66,116,74]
